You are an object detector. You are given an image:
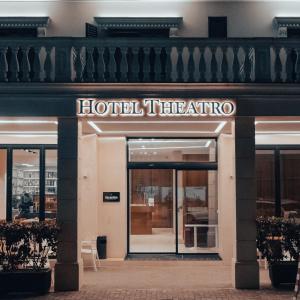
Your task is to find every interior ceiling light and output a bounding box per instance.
[88,120,226,135]
[87,121,102,133]
[130,145,209,151]
[214,121,227,133]
[256,131,300,134]
[0,131,56,135]
[0,120,58,124]
[255,121,300,125]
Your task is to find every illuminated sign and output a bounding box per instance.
[77,98,236,117]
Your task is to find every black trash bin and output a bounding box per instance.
[96,236,107,259]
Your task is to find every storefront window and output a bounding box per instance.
[45,150,57,220]
[128,139,216,162]
[256,150,275,217]
[0,149,7,220]
[12,149,40,221]
[280,150,300,221]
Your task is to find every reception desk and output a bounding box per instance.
[131,204,153,234]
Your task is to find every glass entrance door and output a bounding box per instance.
[177,170,218,253]
[129,169,176,253]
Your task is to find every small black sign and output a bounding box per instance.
[103,192,120,202]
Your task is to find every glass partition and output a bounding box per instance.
[177,170,218,253]
[128,139,216,162]
[129,169,175,253]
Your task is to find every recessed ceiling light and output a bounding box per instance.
[87,121,102,133]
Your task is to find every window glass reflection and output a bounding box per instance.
[12,149,40,221]
[280,150,300,221]
[256,150,275,217]
[45,150,57,220]
[128,139,216,162]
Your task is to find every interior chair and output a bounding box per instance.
[81,240,100,271]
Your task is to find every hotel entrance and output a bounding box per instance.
[128,138,218,254]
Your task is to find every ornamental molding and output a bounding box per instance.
[0,17,50,29]
[94,17,183,30]
[273,17,300,38]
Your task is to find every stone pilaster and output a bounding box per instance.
[55,117,82,291]
[233,117,259,289]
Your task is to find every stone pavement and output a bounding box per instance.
[1,288,294,300]
[1,260,295,300]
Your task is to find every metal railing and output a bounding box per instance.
[0,37,299,83]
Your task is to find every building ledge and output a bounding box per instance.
[94,17,183,30]
[0,17,50,29]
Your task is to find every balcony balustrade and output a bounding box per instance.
[0,37,299,84]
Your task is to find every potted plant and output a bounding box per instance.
[256,217,300,288]
[0,220,59,295]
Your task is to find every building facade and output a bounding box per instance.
[0,0,300,292]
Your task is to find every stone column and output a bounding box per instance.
[55,117,82,291]
[233,117,259,289]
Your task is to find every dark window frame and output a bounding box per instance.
[0,144,57,221]
[208,17,227,39]
[256,144,300,217]
[126,137,218,255]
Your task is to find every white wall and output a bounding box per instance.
[97,137,127,259]
[0,1,298,37]
[217,133,235,265]
[79,134,99,241]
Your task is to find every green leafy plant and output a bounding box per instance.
[256,217,300,264]
[0,221,59,271]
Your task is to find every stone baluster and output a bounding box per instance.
[294,48,300,83]
[187,46,195,82]
[9,47,20,82]
[210,46,218,82]
[108,47,116,82]
[32,46,42,82]
[273,46,282,83]
[154,47,162,82]
[74,47,83,82]
[176,47,184,82]
[96,47,105,82]
[44,46,52,82]
[244,46,252,83]
[164,47,172,82]
[85,47,95,82]
[232,46,240,83]
[131,47,140,82]
[198,47,206,82]
[285,47,296,83]
[20,46,30,82]
[119,47,128,82]
[143,47,151,82]
[55,45,72,82]
[221,46,228,82]
[0,47,8,82]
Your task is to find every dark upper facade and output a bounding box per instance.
[0,0,299,85]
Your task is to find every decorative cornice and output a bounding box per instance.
[274,17,300,28]
[0,17,50,29]
[94,17,183,29]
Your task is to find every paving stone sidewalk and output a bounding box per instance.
[1,287,294,300]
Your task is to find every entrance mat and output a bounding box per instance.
[126,254,221,260]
